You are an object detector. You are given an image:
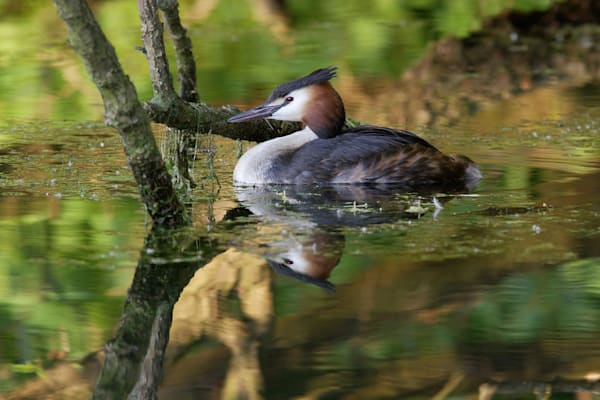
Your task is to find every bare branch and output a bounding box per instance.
[54,0,188,227]
[138,0,178,102]
[144,99,301,143]
[158,0,198,102]
[135,1,298,144]
[135,0,297,142]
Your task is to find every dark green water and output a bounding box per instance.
[1,1,600,399]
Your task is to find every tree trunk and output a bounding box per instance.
[54,0,188,227]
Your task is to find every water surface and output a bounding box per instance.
[1,1,600,398]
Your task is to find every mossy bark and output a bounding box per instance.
[145,99,301,142]
[158,0,198,102]
[54,0,188,227]
[53,1,197,398]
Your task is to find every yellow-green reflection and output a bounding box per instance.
[0,197,144,393]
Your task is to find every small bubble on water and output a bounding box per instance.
[579,35,593,49]
[532,224,542,234]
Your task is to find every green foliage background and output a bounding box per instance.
[0,0,562,123]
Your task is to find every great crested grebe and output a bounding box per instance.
[228,67,481,190]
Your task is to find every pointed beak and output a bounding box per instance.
[227,104,283,123]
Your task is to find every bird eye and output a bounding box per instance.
[285,96,294,102]
[283,258,294,265]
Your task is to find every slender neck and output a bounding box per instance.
[233,126,318,184]
[302,82,346,139]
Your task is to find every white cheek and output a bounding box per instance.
[269,89,310,121]
[269,98,285,106]
[271,104,302,121]
[279,248,310,273]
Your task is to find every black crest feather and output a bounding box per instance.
[267,67,337,102]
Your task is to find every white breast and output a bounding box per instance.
[233,127,318,185]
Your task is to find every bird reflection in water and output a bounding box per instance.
[266,230,344,293]
[229,184,461,292]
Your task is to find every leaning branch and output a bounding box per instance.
[138,0,178,102]
[144,100,301,142]
[158,0,198,102]
[138,0,297,142]
[54,0,187,227]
